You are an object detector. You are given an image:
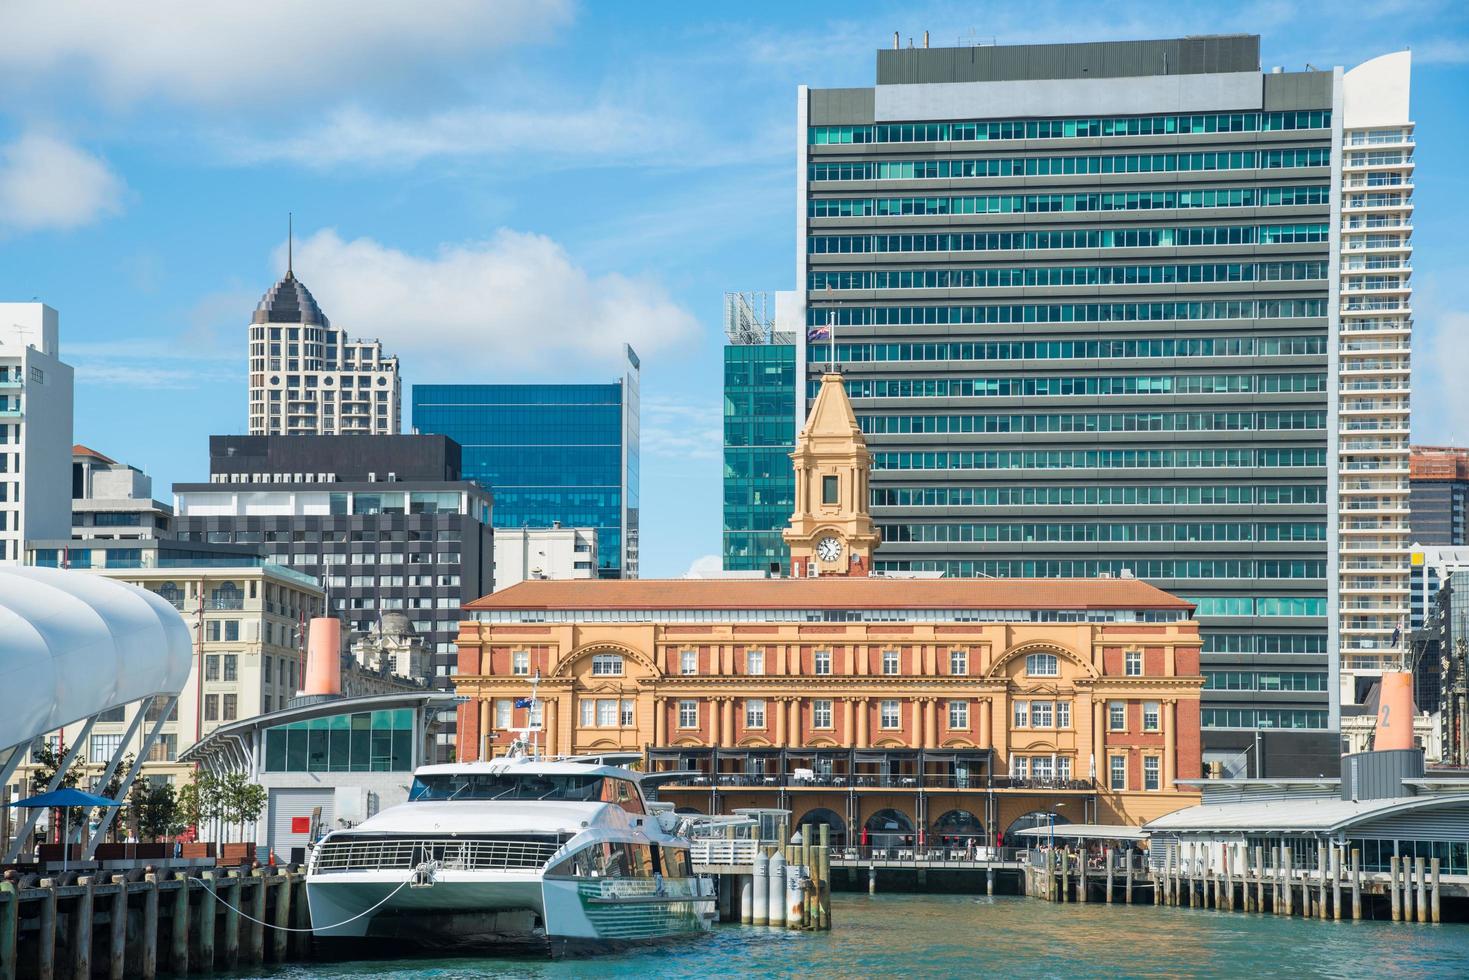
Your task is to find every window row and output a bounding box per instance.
[873,483,1325,508]
[1201,708,1329,729]
[1011,754,1076,782]
[860,410,1326,436]
[1108,753,1165,791]
[809,261,1326,291]
[872,448,1326,471]
[809,148,1330,181]
[880,521,1325,544]
[1012,699,1072,728]
[874,559,1326,582]
[821,335,1326,363]
[1203,670,1328,692]
[808,186,1329,218]
[1108,700,1163,732]
[808,110,1330,144]
[1187,596,1328,617]
[836,373,1327,399]
[807,223,1329,254]
[807,299,1327,326]
[578,698,637,728]
[680,698,982,731]
[674,648,975,676]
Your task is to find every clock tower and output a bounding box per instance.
[783,372,881,576]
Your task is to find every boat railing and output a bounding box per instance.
[688,839,760,867]
[313,837,562,874]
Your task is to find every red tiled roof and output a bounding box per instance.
[72,444,116,463]
[466,577,1192,612]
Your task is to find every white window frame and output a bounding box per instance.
[882,650,899,675]
[1026,652,1059,676]
[745,699,767,729]
[1144,755,1161,791]
[1110,754,1127,791]
[621,699,635,727]
[1057,700,1071,729]
[1109,701,1127,731]
[591,654,624,676]
[1031,700,1053,727]
[512,650,530,676]
[1010,755,1028,778]
[949,649,967,675]
[948,700,968,729]
[746,649,765,675]
[678,699,698,728]
[579,699,594,727]
[596,699,618,727]
[497,699,513,729]
[1143,701,1161,732]
[814,650,832,675]
[1057,756,1072,781]
[1013,700,1028,728]
[813,699,833,729]
[1125,650,1143,676]
[879,699,900,729]
[680,650,697,675]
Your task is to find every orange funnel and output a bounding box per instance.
[1375,671,1415,751]
[305,617,342,696]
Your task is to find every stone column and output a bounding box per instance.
[843,698,855,743]
[775,697,788,746]
[721,698,734,746]
[978,698,992,749]
[856,699,870,748]
[789,698,802,747]
[1162,699,1176,791]
[923,698,937,748]
[545,698,559,757]
[653,697,666,746]
[478,699,492,761]
[1093,699,1106,782]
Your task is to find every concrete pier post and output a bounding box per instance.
[1106,848,1114,904]
[250,870,268,962]
[1318,844,1328,920]
[37,880,56,980]
[1331,847,1342,921]
[198,871,216,972]
[274,872,293,962]
[142,873,160,979]
[1223,847,1232,911]
[74,876,95,980]
[1125,853,1133,904]
[819,824,832,930]
[1431,858,1441,924]
[1060,850,1069,903]
[1351,849,1362,921]
[1390,855,1401,921]
[1404,858,1414,922]
[752,849,768,926]
[1416,856,1428,924]
[1077,850,1087,903]
[768,849,787,926]
[109,875,128,980]
[171,874,190,973]
[223,873,241,969]
[867,865,876,897]
[740,874,753,925]
[1255,846,1264,913]
[987,867,995,896]
[1284,855,1294,917]
[0,881,16,980]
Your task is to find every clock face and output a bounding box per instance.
[816,536,843,562]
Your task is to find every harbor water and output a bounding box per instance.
[275,892,1469,978]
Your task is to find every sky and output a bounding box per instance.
[1,0,1467,578]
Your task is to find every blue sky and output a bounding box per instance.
[1,0,1467,578]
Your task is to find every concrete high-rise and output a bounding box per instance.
[247,260,401,436]
[795,35,1413,772]
[1409,446,1469,547]
[0,303,73,564]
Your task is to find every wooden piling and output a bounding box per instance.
[274,871,294,960]
[1431,857,1441,924]
[171,873,190,974]
[1410,852,1421,922]
[1331,846,1342,921]
[290,874,312,959]
[0,881,16,980]
[223,873,241,970]
[1351,849,1362,920]
[818,824,831,929]
[74,876,95,980]
[1255,846,1264,913]
[142,873,160,979]
[1404,857,1415,922]
[1390,855,1401,921]
[1060,850,1069,903]
[1284,855,1294,917]
[37,880,56,980]
[1124,852,1133,904]
[1317,844,1328,920]
[1105,848,1114,904]
[250,870,268,962]
[1223,847,1233,911]
[108,874,128,980]
[198,871,217,972]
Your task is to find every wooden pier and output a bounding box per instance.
[1024,844,1467,923]
[0,866,310,979]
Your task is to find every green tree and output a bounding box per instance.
[220,771,267,843]
[128,780,182,842]
[177,771,225,841]
[28,741,88,842]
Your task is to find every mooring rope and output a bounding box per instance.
[187,868,420,933]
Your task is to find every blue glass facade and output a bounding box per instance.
[723,342,796,572]
[412,349,639,579]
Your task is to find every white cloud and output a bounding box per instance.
[0,133,125,233]
[642,396,723,464]
[1413,310,1469,444]
[682,555,724,579]
[0,0,573,108]
[283,228,700,376]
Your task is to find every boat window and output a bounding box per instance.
[599,778,645,815]
[409,772,607,802]
[548,842,657,879]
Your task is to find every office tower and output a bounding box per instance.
[1409,446,1469,547]
[247,258,401,436]
[0,303,73,564]
[172,435,493,709]
[492,525,598,591]
[71,445,173,539]
[798,35,1412,771]
[412,345,640,579]
[723,291,797,572]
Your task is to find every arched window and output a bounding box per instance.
[794,808,848,846]
[861,808,915,849]
[1026,652,1059,676]
[1003,809,1070,847]
[155,582,183,609]
[930,809,986,845]
[591,654,624,676]
[209,582,243,610]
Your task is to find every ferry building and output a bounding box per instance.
[454,375,1205,838]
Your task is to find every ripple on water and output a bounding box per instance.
[269,893,1469,980]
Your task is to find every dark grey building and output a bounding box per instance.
[173,435,494,760]
[799,34,1340,768]
[1409,447,1469,546]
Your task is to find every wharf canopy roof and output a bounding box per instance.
[252,271,329,327]
[1145,793,1469,835]
[0,567,192,752]
[467,577,1193,613]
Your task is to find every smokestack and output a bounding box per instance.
[923,30,929,49]
[305,617,343,697]
[893,31,899,50]
[1374,672,1415,750]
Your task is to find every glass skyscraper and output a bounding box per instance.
[412,346,639,579]
[722,293,796,572]
[797,35,1413,771]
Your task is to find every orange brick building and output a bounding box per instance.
[453,375,1204,838]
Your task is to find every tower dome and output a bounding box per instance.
[252,271,329,327]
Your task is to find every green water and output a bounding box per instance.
[271,893,1469,978]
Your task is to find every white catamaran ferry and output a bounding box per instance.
[305,750,715,954]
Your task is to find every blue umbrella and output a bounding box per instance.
[7,788,123,808]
